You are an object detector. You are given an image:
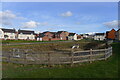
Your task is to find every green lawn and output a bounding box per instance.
[2,43,119,78]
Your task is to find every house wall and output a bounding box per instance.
[18,34,35,40]
[37,37,42,41]
[68,34,77,40]
[74,34,77,40]
[42,36,50,41]
[4,32,16,40]
[106,29,116,40]
[115,30,120,40]
[55,32,69,40]
[118,30,120,40]
[44,32,54,38]
[60,32,68,40]
[94,35,106,41]
[60,32,66,40]
[68,36,74,40]
[64,32,69,37]
[0,29,16,40]
[0,29,4,39]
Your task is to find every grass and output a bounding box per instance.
[2,43,119,78]
[1,39,105,44]
[2,40,106,52]
[1,40,68,44]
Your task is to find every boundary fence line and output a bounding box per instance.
[2,47,112,66]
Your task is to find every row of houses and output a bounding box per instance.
[36,31,80,41]
[93,29,120,41]
[0,28,35,40]
[0,28,81,41]
[0,28,120,41]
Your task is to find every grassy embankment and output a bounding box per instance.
[2,40,106,51]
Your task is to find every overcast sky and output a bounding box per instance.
[0,2,118,34]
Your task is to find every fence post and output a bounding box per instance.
[8,52,11,63]
[48,52,51,67]
[71,50,74,67]
[12,48,15,57]
[24,52,27,65]
[89,49,92,63]
[110,47,112,56]
[104,48,107,60]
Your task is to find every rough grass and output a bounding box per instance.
[1,40,67,44]
[2,43,119,78]
[2,41,105,52]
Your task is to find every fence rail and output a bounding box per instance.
[2,47,112,66]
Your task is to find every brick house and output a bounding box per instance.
[106,29,116,40]
[42,31,60,41]
[42,36,50,41]
[43,31,56,38]
[36,32,61,41]
[55,31,69,40]
[0,28,16,40]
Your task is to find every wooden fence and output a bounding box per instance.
[2,47,112,66]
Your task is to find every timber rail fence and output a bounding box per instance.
[2,47,112,66]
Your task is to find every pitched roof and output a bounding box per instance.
[50,32,56,34]
[39,33,45,37]
[37,33,51,38]
[68,33,76,36]
[95,33,105,35]
[111,29,116,31]
[18,29,34,34]
[56,31,67,34]
[1,28,16,33]
[106,29,116,33]
[43,31,56,34]
[80,34,89,36]
[43,31,49,33]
